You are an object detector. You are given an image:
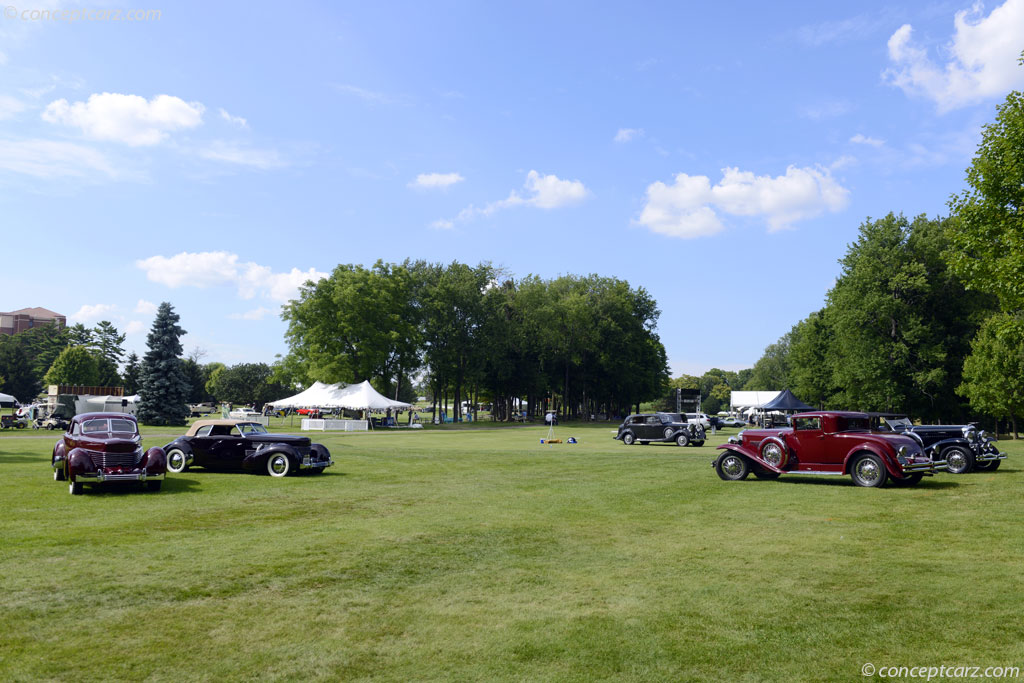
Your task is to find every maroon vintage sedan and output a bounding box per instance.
[712,411,947,487]
[51,413,167,495]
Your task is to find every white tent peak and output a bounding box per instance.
[269,380,411,411]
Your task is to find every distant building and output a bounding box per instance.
[0,307,66,336]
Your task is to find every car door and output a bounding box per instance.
[787,416,834,470]
[204,426,247,468]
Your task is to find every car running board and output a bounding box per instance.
[784,470,844,476]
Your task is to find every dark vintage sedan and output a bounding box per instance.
[875,416,1006,474]
[712,411,947,487]
[51,412,167,495]
[163,419,332,477]
[614,413,706,447]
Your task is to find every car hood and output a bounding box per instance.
[246,433,310,447]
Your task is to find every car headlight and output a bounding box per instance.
[896,445,909,465]
[979,430,987,440]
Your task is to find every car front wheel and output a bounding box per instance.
[974,459,1001,472]
[715,453,749,480]
[943,446,974,474]
[622,432,635,446]
[267,453,291,477]
[146,480,162,492]
[675,433,689,447]
[53,465,65,481]
[850,454,888,487]
[166,448,189,474]
[891,473,923,486]
[69,479,83,495]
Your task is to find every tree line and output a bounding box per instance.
[741,83,1024,434]
[281,262,669,421]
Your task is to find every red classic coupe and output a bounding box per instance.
[712,411,947,487]
[51,413,167,495]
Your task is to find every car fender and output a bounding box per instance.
[843,443,901,478]
[139,446,167,474]
[243,443,296,471]
[926,437,971,459]
[67,447,96,477]
[757,435,789,469]
[310,443,331,461]
[52,440,67,468]
[714,443,777,472]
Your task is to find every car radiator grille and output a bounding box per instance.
[89,450,141,468]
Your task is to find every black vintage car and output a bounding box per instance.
[163,419,332,477]
[875,416,1006,474]
[614,413,706,447]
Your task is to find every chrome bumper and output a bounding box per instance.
[902,459,947,474]
[75,470,166,483]
[976,451,1007,463]
[299,456,333,470]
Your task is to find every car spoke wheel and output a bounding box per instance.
[760,441,787,468]
[166,448,188,474]
[675,433,689,447]
[943,447,974,474]
[69,479,83,495]
[974,459,1001,472]
[663,427,676,440]
[851,454,888,488]
[267,453,291,477]
[715,453,749,481]
[622,432,635,446]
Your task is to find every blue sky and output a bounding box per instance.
[2,0,1023,376]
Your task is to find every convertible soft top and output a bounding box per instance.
[185,418,260,437]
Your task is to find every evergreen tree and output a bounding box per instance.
[137,302,190,425]
[122,352,141,394]
[0,341,40,400]
[93,321,126,367]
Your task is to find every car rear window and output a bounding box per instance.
[836,416,870,432]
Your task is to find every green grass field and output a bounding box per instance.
[2,424,1023,681]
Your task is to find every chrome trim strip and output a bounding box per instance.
[784,470,843,476]
[75,471,166,482]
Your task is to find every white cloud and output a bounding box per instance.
[42,92,204,145]
[636,165,850,238]
[884,0,1024,112]
[124,320,146,335]
[69,303,116,324]
[0,95,26,120]
[136,251,328,303]
[614,128,644,143]
[0,138,116,178]
[799,100,852,120]
[134,299,158,315]
[430,219,454,230]
[198,141,283,169]
[409,172,464,189]
[228,307,276,321]
[850,133,885,147]
[332,83,407,105]
[218,108,248,128]
[445,170,589,225]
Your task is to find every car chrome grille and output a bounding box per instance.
[89,450,141,468]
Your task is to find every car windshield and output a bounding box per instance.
[81,418,137,435]
[238,423,268,435]
[836,416,870,432]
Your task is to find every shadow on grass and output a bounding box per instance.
[0,453,50,464]
[167,467,346,479]
[770,476,962,489]
[78,477,203,496]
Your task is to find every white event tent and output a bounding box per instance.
[269,380,412,411]
[729,391,781,412]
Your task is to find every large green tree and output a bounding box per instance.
[122,352,141,395]
[208,362,287,407]
[946,87,1024,311]
[136,302,190,425]
[283,261,420,389]
[0,342,38,401]
[958,313,1024,437]
[43,346,100,386]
